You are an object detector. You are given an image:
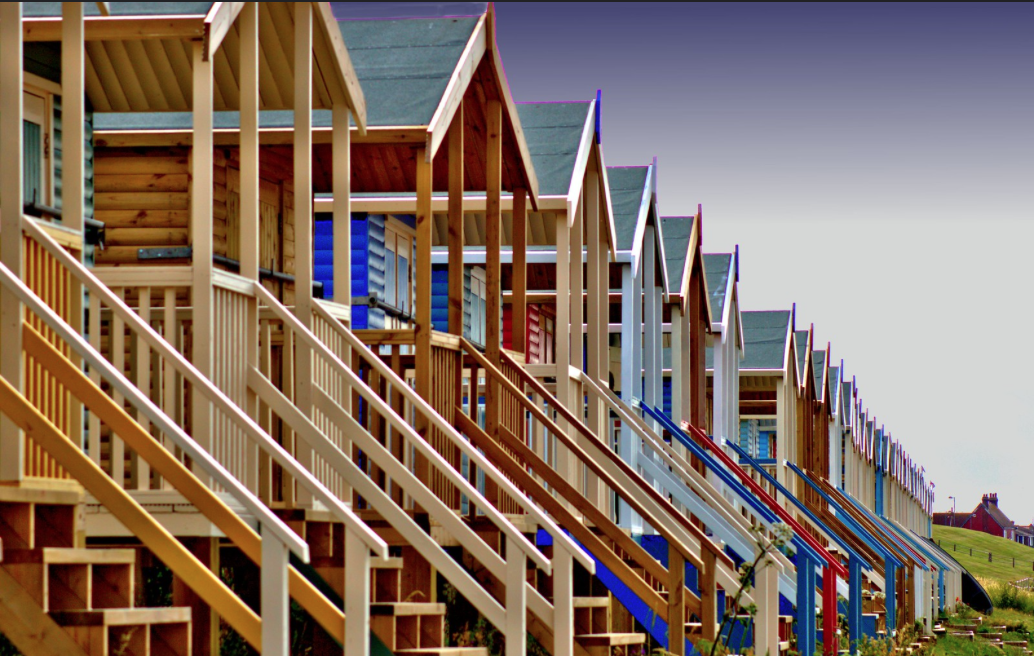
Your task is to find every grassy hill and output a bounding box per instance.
[933,525,1034,583]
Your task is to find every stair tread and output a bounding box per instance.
[394,645,488,649]
[572,596,609,608]
[576,633,646,646]
[50,607,191,626]
[370,602,446,616]
[1,547,135,565]
[371,557,405,569]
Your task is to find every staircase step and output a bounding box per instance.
[370,602,446,616]
[371,557,405,569]
[394,645,492,649]
[576,633,646,647]
[572,596,609,608]
[50,607,191,627]
[2,547,134,566]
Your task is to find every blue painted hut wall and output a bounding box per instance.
[313,212,387,329]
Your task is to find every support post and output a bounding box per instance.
[485,98,502,439]
[823,565,838,656]
[414,146,432,488]
[668,542,687,656]
[553,544,574,656]
[345,528,371,656]
[554,212,574,501]
[62,0,85,458]
[617,264,637,529]
[512,187,527,355]
[848,557,862,654]
[796,554,816,656]
[885,561,896,634]
[671,306,683,427]
[447,104,464,336]
[239,1,261,495]
[755,554,780,656]
[293,1,315,507]
[331,95,353,503]
[190,39,214,485]
[0,2,24,481]
[701,546,717,644]
[505,540,527,656]
[261,535,290,656]
[585,169,603,504]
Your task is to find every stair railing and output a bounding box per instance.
[465,343,744,650]
[577,371,799,584]
[261,286,594,656]
[18,216,389,655]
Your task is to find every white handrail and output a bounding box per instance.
[579,371,797,571]
[311,295,595,573]
[20,217,388,559]
[0,258,310,561]
[264,285,578,573]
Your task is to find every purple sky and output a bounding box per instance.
[493,3,1034,521]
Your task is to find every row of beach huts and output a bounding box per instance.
[0,3,955,656]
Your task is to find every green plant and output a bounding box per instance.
[708,522,793,656]
[0,633,22,656]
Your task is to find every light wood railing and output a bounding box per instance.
[18,216,389,656]
[257,286,593,656]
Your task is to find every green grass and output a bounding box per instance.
[933,526,1034,583]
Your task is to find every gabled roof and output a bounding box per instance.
[661,216,692,293]
[828,365,841,417]
[740,310,792,370]
[970,500,1015,530]
[336,15,479,127]
[794,330,810,388]
[29,3,365,122]
[609,166,650,252]
[813,349,827,401]
[703,254,732,322]
[516,101,590,197]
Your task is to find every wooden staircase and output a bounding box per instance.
[0,485,192,656]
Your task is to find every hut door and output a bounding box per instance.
[258,180,282,299]
[23,90,49,207]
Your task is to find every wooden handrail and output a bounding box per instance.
[462,339,710,572]
[302,288,596,572]
[22,324,348,644]
[0,372,263,650]
[455,411,700,619]
[312,296,592,571]
[19,216,387,558]
[498,347,737,573]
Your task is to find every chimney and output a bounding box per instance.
[983,494,990,505]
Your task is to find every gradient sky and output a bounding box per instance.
[492,3,1034,520]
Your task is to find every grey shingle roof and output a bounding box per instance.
[25,2,213,16]
[794,331,809,385]
[703,253,732,323]
[813,350,826,400]
[828,365,840,412]
[661,216,693,294]
[516,102,590,197]
[608,167,649,252]
[740,311,791,370]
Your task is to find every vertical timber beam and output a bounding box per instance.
[0,2,24,481]
[239,1,260,495]
[755,554,780,656]
[190,39,214,485]
[617,264,638,530]
[332,83,353,504]
[62,1,85,460]
[293,1,315,507]
[447,104,464,336]
[484,99,502,436]
[670,306,683,428]
[668,543,686,656]
[414,146,432,488]
[643,225,659,433]
[554,211,573,502]
[584,168,601,508]
[511,188,527,355]
[569,194,584,498]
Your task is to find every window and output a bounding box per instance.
[23,90,49,208]
[468,267,487,347]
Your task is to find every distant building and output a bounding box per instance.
[958,493,1015,540]
[1014,525,1034,547]
[933,511,970,528]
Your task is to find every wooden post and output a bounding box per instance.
[617,263,637,529]
[62,1,85,464]
[554,212,574,504]
[345,529,371,656]
[671,306,683,428]
[701,547,717,643]
[755,555,780,656]
[643,226,658,432]
[293,1,315,507]
[505,542,527,656]
[668,542,686,656]
[0,1,24,482]
[584,168,601,509]
[414,145,432,488]
[568,195,584,498]
[447,104,464,336]
[511,188,527,355]
[190,39,214,485]
[484,99,502,438]
[239,1,261,496]
[332,96,353,504]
